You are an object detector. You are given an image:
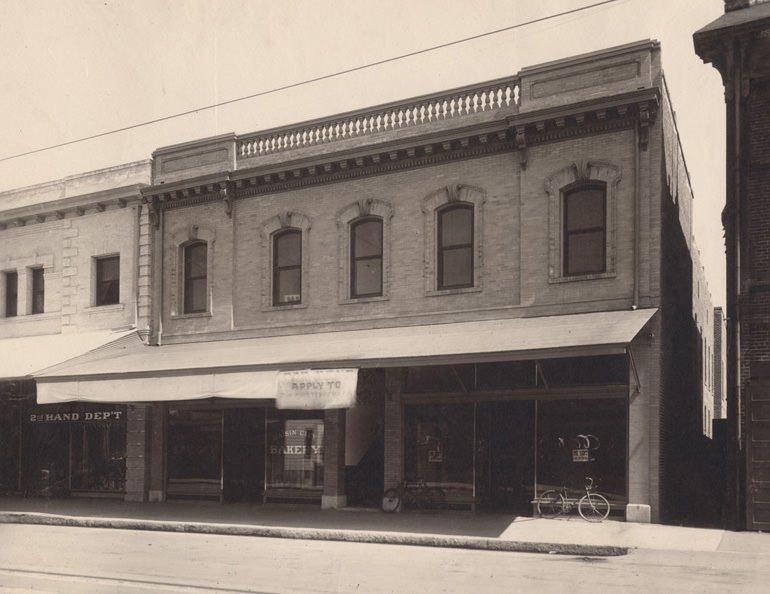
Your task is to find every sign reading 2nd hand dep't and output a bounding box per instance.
[275,369,358,410]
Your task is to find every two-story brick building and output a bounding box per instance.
[0,162,151,496]
[15,40,718,524]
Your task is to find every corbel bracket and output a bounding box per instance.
[220,181,234,218]
[515,126,527,170]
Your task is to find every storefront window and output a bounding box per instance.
[24,403,126,495]
[536,398,626,501]
[404,403,473,492]
[167,409,222,498]
[265,412,324,492]
[70,421,126,491]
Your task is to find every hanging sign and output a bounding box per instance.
[275,369,358,410]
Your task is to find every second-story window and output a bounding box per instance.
[351,217,383,298]
[184,242,208,314]
[563,184,606,276]
[96,256,120,306]
[437,204,474,290]
[273,229,302,305]
[5,271,18,318]
[31,268,44,314]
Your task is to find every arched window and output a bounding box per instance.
[437,204,474,290]
[563,184,606,276]
[350,217,383,298]
[183,241,208,313]
[273,229,302,305]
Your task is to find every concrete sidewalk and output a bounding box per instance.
[0,496,766,557]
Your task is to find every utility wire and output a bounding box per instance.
[1,0,625,163]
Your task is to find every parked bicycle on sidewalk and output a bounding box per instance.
[381,479,445,513]
[536,477,611,522]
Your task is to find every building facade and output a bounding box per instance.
[695,0,770,530]
[0,162,151,497]
[4,41,719,525]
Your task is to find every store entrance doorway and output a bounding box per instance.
[475,400,535,512]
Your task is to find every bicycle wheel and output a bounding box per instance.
[578,492,610,522]
[537,490,564,518]
[425,487,445,510]
[381,488,401,513]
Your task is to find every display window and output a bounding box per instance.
[167,409,222,498]
[24,403,126,496]
[404,403,474,493]
[536,398,626,501]
[265,412,324,493]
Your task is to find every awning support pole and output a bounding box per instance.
[628,347,641,395]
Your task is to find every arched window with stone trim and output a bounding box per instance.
[563,183,607,276]
[183,240,208,314]
[272,229,302,306]
[437,203,474,290]
[422,184,485,295]
[544,161,620,283]
[350,216,383,298]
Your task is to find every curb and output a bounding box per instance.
[0,512,628,557]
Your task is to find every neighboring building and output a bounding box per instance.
[0,162,151,496]
[695,0,770,530]
[5,40,720,525]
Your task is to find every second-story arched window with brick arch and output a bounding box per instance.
[422,184,485,295]
[350,216,383,298]
[544,161,620,283]
[183,241,208,314]
[273,229,302,306]
[563,183,606,276]
[437,203,474,290]
[336,199,393,304]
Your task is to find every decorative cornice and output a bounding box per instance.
[139,91,659,213]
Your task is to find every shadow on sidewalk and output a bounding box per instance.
[0,496,521,539]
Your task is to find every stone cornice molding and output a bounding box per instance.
[0,184,144,231]
[138,89,658,217]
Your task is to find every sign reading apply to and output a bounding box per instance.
[275,369,358,410]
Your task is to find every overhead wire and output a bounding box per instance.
[0,0,625,163]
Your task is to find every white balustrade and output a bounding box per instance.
[238,78,519,160]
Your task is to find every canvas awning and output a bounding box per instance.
[0,328,136,381]
[33,308,657,405]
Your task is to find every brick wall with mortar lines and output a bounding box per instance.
[741,86,770,394]
[160,200,235,337]
[0,221,66,337]
[64,205,139,332]
[521,128,639,311]
[0,205,139,336]
[159,127,654,341]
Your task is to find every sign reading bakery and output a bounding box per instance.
[275,369,358,409]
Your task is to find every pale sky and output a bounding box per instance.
[0,0,726,305]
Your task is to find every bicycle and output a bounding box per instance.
[381,479,445,513]
[536,477,610,522]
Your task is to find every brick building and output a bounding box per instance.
[695,0,770,530]
[0,162,151,496]
[5,40,719,524]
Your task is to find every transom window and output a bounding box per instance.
[273,229,302,305]
[350,217,383,298]
[563,185,606,276]
[438,204,474,290]
[31,268,44,314]
[96,256,120,306]
[183,242,208,314]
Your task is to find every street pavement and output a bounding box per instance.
[0,496,767,558]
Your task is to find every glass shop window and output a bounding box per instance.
[404,403,473,490]
[265,412,324,492]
